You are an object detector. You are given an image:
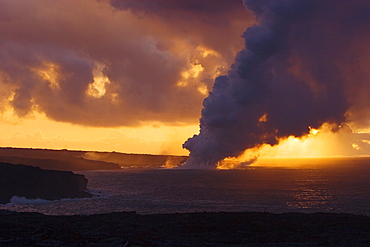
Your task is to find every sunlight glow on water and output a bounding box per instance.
[2,158,370,216]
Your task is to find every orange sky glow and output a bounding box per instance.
[0,0,369,159]
[0,110,199,155]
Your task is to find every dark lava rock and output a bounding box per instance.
[1,210,370,246]
[0,162,92,204]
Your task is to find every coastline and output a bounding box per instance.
[1,210,370,246]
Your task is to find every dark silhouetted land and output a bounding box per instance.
[1,210,370,246]
[0,147,188,171]
[0,163,92,204]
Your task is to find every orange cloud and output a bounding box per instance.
[0,0,252,127]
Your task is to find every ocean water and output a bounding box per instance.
[2,158,370,216]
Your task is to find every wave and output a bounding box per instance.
[2,195,93,206]
[6,196,51,205]
[88,189,110,198]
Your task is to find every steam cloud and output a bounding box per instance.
[183,0,370,168]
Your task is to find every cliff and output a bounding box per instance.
[0,162,92,204]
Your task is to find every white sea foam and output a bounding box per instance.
[2,196,86,206]
[2,163,370,215]
[8,196,51,205]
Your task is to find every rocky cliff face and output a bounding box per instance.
[0,162,92,204]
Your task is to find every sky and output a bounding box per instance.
[0,0,369,158]
[0,0,251,155]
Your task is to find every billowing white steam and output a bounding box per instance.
[183,0,370,168]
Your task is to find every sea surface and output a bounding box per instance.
[2,158,370,216]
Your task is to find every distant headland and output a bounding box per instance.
[0,147,188,171]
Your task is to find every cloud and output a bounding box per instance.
[0,0,253,127]
[183,0,370,167]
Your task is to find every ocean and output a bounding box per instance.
[2,158,370,216]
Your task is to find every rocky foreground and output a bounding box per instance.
[1,210,370,246]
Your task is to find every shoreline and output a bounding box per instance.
[1,210,370,246]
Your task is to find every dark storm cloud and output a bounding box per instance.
[0,0,252,127]
[183,0,370,167]
[110,0,252,63]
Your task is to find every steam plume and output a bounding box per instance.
[183,0,370,168]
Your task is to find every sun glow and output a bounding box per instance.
[196,46,221,58]
[265,124,361,158]
[352,143,360,150]
[32,62,60,89]
[176,63,209,95]
[197,85,208,95]
[173,44,230,97]
[216,123,370,169]
[258,113,268,123]
[0,110,197,155]
[177,63,204,87]
[86,63,110,98]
